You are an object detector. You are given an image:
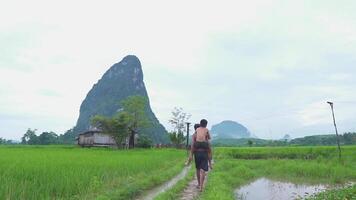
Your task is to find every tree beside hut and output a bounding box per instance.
[90,95,149,148]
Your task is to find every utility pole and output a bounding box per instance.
[186,122,191,150]
[327,101,341,159]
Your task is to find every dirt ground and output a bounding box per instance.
[180,171,209,200]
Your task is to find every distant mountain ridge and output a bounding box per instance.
[211,120,251,139]
[72,55,168,143]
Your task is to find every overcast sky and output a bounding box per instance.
[1,0,355,140]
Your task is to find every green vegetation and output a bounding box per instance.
[2,144,355,199]
[0,146,185,200]
[168,131,186,148]
[20,96,155,147]
[247,140,253,147]
[91,113,130,146]
[214,146,356,160]
[168,107,190,147]
[212,132,356,147]
[213,138,290,147]
[200,146,356,200]
[92,95,150,148]
[20,128,78,145]
[136,134,154,148]
[307,184,356,200]
[0,137,15,144]
[21,128,62,145]
[290,132,356,146]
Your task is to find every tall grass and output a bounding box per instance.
[0,146,185,200]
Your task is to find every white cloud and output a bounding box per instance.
[297,101,331,126]
[1,0,356,139]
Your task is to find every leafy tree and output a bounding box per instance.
[58,128,76,144]
[120,95,150,148]
[91,95,150,148]
[247,140,253,147]
[169,107,191,134]
[38,132,59,145]
[21,129,61,145]
[0,138,14,145]
[168,131,186,147]
[21,129,39,145]
[137,134,153,148]
[91,112,130,147]
[168,107,190,147]
[343,132,356,145]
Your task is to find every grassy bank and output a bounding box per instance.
[307,184,356,200]
[0,146,185,200]
[201,146,356,200]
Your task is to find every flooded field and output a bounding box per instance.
[235,178,327,200]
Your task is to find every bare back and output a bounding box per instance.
[195,127,210,142]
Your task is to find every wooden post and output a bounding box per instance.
[327,102,342,159]
[186,122,191,150]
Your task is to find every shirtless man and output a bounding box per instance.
[189,119,211,192]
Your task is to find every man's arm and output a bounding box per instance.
[189,134,196,160]
[190,134,196,153]
[206,130,211,140]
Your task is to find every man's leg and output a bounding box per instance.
[199,169,206,192]
[199,152,209,192]
[196,169,200,187]
[194,152,201,187]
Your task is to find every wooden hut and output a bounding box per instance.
[77,131,116,147]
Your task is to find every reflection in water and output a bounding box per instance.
[235,178,327,200]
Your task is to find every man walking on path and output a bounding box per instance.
[188,119,212,192]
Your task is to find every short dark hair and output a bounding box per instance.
[200,119,208,128]
[194,124,200,130]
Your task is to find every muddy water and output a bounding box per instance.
[136,165,191,200]
[235,178,327,200]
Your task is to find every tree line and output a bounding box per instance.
[16,101,192,148]
[20,129,71,145]
[213,132,356,147]
[289,132,356,146]
[0,138,16,144]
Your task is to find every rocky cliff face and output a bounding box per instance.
[73,55,168,143]
[211,120,251,139]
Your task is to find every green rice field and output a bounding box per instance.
[0,146,185,200]
[1,145,355,200]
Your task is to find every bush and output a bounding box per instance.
[137,135,153,148]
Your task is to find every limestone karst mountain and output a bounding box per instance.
[211,120,251,139]
[72,55,168,143]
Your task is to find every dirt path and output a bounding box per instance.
[179,173,200,200]
[135,165,191,200]
[180,162,212,200]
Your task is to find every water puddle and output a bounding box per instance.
[235,178,327,200]
[136,165,191,200]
